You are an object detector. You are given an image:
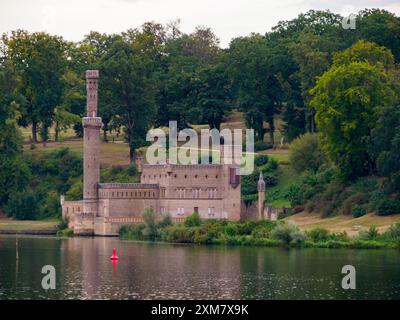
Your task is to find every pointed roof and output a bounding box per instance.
[258,171,265,192]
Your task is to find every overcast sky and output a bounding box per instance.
[1,0,399,47]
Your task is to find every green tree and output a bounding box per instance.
[266,10,352,141]
[290,32,331,132]
[4,30,67,145]
[157,25,220,129]
[198,62,232,130]
[5,190,40,220]
[59,69,86,137]
[369,105,400,191]
[310,42,398,180]
[289,133,325,173]
[0,61,30,205]
[228,34,282,143]
[100,33,157,162]
[356,9,400,62]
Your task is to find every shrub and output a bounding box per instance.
[58,218,69,230]
[65,180,83,201]
[330,231,350,242]
[381,223,400,243]
[250,221,276,238]
[111,165,124,175]
[223,223,239,236]
[352,177,378,193]
[127,163,138,176]
[164,225,196,243]
[289,133,325,173]
[284,184,302,206]
[142,208,158,240]
[119,224,145,240]
[254,141,272,151]
[306,227,330,242]
[158,214,172,228]
[39,191,61,218]
[351,204,367,218]
[241,174,258,196]
[5,190,40,220]
[340,192,369,215]
[185,212,201,227]
[254,154,269,167]
[236,220,261,235]
[358,226,379,241]
[375,198,400,216]
[271,222,305,245]
[57,228,74,237]
[265,158,278,171]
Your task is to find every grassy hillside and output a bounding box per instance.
[286,212,400,236]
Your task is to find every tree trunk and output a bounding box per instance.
[268,118,275,146]
[41,125,48,147]
[31,121,37,143]
[103,125,108,143]
[55,121,59,142]
[129,145,135,163]
[310,110,316,133]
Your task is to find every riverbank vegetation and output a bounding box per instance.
[119,211,400,249]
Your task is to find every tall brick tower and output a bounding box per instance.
[76,70,102,235]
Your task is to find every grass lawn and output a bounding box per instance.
[24,139,131,168]
[286,212,400,237]
[0,218,59,231]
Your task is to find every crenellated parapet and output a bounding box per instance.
[99,183,159,189]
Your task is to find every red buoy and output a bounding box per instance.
[110,248,119,260]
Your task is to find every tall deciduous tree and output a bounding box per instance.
[369,105,400,191]
[198,61,232,130]
[290,32,331,132]
[157,25,221,129]
[310,41,399,181]
[266,10,352,141]
[100,34,157,162]
[3,30,67,145]
[228,34,282,143]
[0,61,30,205]
[356,9,400,62]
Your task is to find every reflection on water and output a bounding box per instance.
[0,235,399,299]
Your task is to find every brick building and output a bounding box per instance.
[61,70,266,236]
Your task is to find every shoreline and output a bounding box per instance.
[0,218,59,235]
[0,232,397,249]
[0,230,57,235]
[119,235,400,250]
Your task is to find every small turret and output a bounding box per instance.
[257,172,265,220]
[257,172,265,192]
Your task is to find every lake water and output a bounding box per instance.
[0,235,399,300]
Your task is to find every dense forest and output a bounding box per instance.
[1,9,400,220]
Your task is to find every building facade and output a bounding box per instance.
[61,70,267,236]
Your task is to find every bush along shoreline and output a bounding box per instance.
[119,210,400,249]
